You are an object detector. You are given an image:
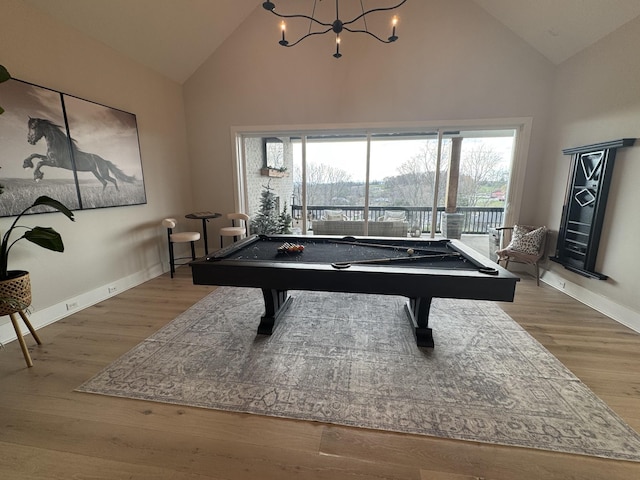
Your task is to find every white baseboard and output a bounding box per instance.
[0,263,165,345]
[541,270,640,334]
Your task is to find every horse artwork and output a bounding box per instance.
[24,117,136,190]
[0,77,146,217]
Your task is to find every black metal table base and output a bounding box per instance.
[256,288,435,348]
[404,297,435,348]
[258,289,293,335]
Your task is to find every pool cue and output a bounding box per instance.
[327,239,461,257]
[331,253,460,269]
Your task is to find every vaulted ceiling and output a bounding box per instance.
[23,0,640,84]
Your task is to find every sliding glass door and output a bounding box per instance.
[368,133,450,237]
[294,134,368,229]
[236,122,523,256]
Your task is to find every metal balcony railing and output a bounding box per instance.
[291,205,504,235]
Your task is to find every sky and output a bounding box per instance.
[293,136,514,182]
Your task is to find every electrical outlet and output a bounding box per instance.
[108,286,118,294]
[66,301,79,311]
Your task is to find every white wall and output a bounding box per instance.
[0,0,194,339]
[183,0,556,224]
[538,15,640,329]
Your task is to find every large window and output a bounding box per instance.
[236,122,524,246]
[293,134,368,226]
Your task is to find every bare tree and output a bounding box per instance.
[458,144,504,206]
[385,141,450,207]
[293,162,352,206]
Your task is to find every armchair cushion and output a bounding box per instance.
[507,225,546,255]
[378,211,406,222]
[323,209,345,221]
[312,220,408,237]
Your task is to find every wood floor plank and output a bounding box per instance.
[0,270,639,479]
[320,426,640,480]
[0,441,224,480]
[0,408,420,480]
[0,389,326,454]
[420,472,485,480]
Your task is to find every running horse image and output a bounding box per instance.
[23,117,135,190]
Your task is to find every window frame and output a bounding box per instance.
[230,118,532,235]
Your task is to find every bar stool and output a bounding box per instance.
[220,213,249,248]
[162,218,201,278]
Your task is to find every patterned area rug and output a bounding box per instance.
[77,287,640,461]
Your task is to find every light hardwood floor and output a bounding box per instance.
[1,268,639,479]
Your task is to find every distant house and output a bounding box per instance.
[491,190,505,201]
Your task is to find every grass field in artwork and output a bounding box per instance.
[0,177,146,217]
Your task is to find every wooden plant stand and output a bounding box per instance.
[1,272,42,367]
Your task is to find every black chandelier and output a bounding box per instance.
[262,0,407,58]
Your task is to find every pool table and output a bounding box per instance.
[191,234,519,347]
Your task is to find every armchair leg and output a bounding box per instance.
[535,263,540,286]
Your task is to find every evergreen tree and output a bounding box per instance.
[278,202,292,234]
[251,182,280,234]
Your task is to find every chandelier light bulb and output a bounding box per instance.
[279,20,288,46]
[389,15,398,41]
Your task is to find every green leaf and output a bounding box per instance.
[0,65,10,83]
[24,227,65,252]
[32,196,75,221]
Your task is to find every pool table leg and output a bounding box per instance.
[258,289,293,335]
[405,297,435,348]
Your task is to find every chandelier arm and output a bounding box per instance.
[267,10,332,28]
[283,28,334,47]
[359,0,369,32]
[342,0,407,27]
[308,0,319,35]
[342,27,394,43]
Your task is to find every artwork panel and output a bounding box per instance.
[0,79,81,217]
[63,94,146,209]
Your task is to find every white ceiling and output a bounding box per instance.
[474,0,640,64]
[23,0,640,84]
[23,0,261,84]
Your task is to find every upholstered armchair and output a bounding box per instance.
[495,225,548,285]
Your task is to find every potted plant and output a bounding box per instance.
[0,65,75,365]
[260,165,288,177]
[0,196,75,315]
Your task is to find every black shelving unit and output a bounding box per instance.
[551,138,635,279]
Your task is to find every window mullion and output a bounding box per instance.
[430,129,444,238]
